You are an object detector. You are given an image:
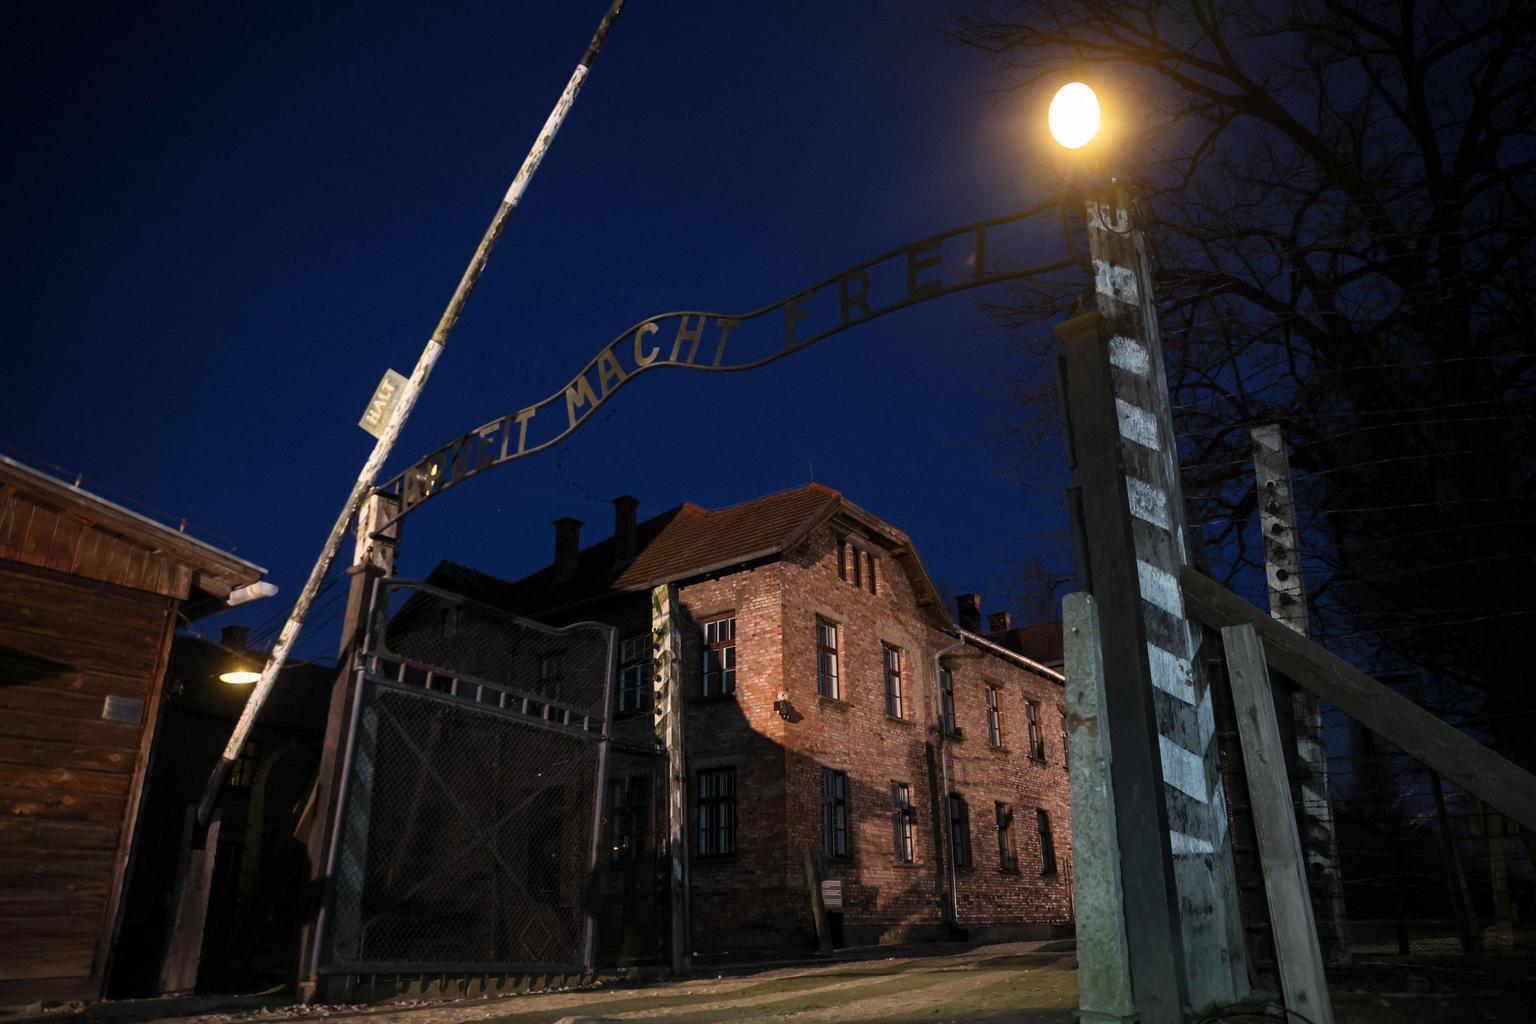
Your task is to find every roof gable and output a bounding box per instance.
[426,482,955,633]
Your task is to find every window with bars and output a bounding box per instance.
[1025,700,1045,760]
[616,634,651,714]
[821,768,849,858]
[608,775,650,862]
[948,793,971,869]
[696,767,736,857]
[882,643,904,718]
[816,618,840,699]
[891,782,914,863]
[939,665,959,737]
[1037,808,1057,875]
[985,684,1003,747]
[995,802,1018,872]
[702,616,736,697]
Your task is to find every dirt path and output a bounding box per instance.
[150,943,1078,1024]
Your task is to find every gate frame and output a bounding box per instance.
[306,576,617,998]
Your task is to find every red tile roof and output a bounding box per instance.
[429,483,843,614]
[615,483,840,589]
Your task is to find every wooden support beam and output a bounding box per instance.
[1222,624,1334,1024]
[1183,566,1536,833]
[1063,592,1136,1023]
[155,806,222,994]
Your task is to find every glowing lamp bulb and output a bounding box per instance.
[220,670,261,685]
[1048,82,1101,149]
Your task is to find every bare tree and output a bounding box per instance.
[954,2,1536,765]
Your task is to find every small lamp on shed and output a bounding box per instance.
[218,624,261,684]
[219,661,261,686]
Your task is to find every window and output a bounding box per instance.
[702,616,736,697]
[816,618,840,699]
[1025,700,1045,760]
[1059,708,1070,769]
[996,802,1018,872]
[616,634,651,714]
[229,740,260,789]
[939,666,958,736]
[837,538,878,595]
[891,782,915,863]
[1037,808,1058,875]
[696,767,736,856]
[985,684,1003,747]
[948,793,971,869]
[609,775,650,862]
[821,768,849,858]
[883,644,904,718]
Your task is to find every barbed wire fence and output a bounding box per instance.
[1176,397,1535,966]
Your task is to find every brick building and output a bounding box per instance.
[425,483,1072,958]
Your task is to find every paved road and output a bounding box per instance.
[187,943,1077,1024]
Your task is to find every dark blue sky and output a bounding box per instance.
[2,1,1077,655]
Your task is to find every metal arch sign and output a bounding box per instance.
[374,199,1079,526]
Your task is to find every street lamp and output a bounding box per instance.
[1046,72,1250,1022]
[1048,81,1100,150]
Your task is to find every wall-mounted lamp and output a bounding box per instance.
[774,689,794,720]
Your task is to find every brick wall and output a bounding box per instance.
[543,517,1072,958]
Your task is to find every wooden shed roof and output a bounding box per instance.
[0,454,265,609]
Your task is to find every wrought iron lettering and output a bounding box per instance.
[375,200,1080,525]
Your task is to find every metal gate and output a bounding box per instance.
[316,580,615,980]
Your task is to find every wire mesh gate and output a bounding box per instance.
[316,580,615,982]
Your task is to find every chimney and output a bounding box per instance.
[613,495,639,565]
[989,611,1012,635]
[553,517,583,582]
[955,593,982,633]
[221,624,250,651]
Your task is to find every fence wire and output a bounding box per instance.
[1319,703,1533,958]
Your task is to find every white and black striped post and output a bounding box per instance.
[1057,186,1248,1021]
[1251,422,1349,963]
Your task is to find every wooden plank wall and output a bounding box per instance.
[0,558,175,1004]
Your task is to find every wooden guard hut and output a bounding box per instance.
[0,455,266,1005]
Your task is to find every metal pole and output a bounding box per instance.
[195,0,628,827]
[651,583,691,975]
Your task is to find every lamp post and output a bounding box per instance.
[1050,81,1249,1023]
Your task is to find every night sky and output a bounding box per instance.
[2,2,1077,657]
